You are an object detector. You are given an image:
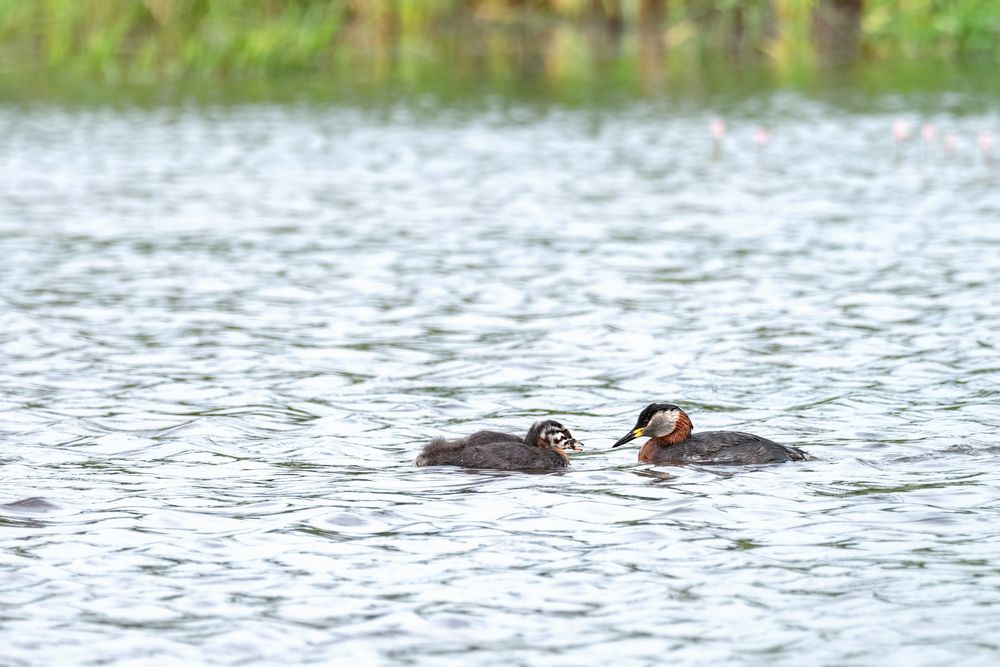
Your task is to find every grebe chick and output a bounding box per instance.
[612,403,808,465]
[416,420,583,471]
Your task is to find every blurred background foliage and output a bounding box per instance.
[0,1,998,100]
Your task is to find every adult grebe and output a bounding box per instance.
[416,420,583,471]
[612,403,807,465]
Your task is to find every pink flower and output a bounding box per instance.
[709,118,726,141]
[892,119,911,142]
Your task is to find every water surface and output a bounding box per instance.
[2,95,1000,666]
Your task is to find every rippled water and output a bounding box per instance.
[2,96,1000,666]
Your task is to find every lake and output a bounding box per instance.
[2,83,999,665]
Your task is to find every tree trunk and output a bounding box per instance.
[637,0,667,94]
[638,0,667,30]
[812,0,864,64]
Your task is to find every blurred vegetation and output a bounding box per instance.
[0,1,998,100]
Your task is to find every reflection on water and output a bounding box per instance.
[2,95,1000,665]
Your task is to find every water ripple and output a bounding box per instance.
[2,97,1000,665]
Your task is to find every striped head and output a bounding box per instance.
[525,420,584,453]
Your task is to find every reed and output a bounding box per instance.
[0,0,997,84]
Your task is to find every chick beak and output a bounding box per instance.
[612,427,644,448]
[564,439,584,453]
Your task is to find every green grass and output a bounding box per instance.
[0,0,999,94]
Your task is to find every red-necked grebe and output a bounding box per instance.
[612,403,808,465]
[416,420,583,471]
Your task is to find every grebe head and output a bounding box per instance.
[612,403,689,448]
[525,420,584,453]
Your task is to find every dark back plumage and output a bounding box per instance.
[416,419,582,471]
[643,431,809,465]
